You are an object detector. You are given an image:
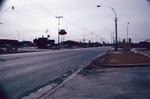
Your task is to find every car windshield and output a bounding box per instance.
[0,0,150,99]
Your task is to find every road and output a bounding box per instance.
[0,47,109,99]
[135,48,150,56]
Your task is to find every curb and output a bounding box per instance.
[102,63,150,68]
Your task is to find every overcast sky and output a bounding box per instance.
[0,0,150,43]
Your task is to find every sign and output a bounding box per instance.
[59,29,67,35]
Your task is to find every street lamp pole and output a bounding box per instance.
[56,16,63,47]
[97,5,118,51]
[127,22,130,43]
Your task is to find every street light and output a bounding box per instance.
[56,16,63,47]
[127,22,130,43]
[97,5,118,51]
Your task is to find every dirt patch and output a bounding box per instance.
[89,52,150,68]
[104,52,150,66]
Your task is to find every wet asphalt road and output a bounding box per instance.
[0,47,109,99]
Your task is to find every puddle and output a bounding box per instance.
[0,59,6,62]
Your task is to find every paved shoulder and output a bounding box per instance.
[50,66,150,99]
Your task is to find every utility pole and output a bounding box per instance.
[127,22,130,43]
[56,16,63,47]
[114,16,118,51]
[83,28,86,43]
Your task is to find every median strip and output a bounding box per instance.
[90,50,150,68]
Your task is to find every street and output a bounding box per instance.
[0,47,109,99]
[135,48,150,56]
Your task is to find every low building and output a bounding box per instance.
[19,41,33,47]
[0,39,19,52]
[33,38,55,49]
[62,40,80,48]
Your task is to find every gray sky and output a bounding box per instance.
[0,0,150,43]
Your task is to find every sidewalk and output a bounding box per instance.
[49,51,150,99]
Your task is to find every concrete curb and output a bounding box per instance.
[102,63,150,68]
